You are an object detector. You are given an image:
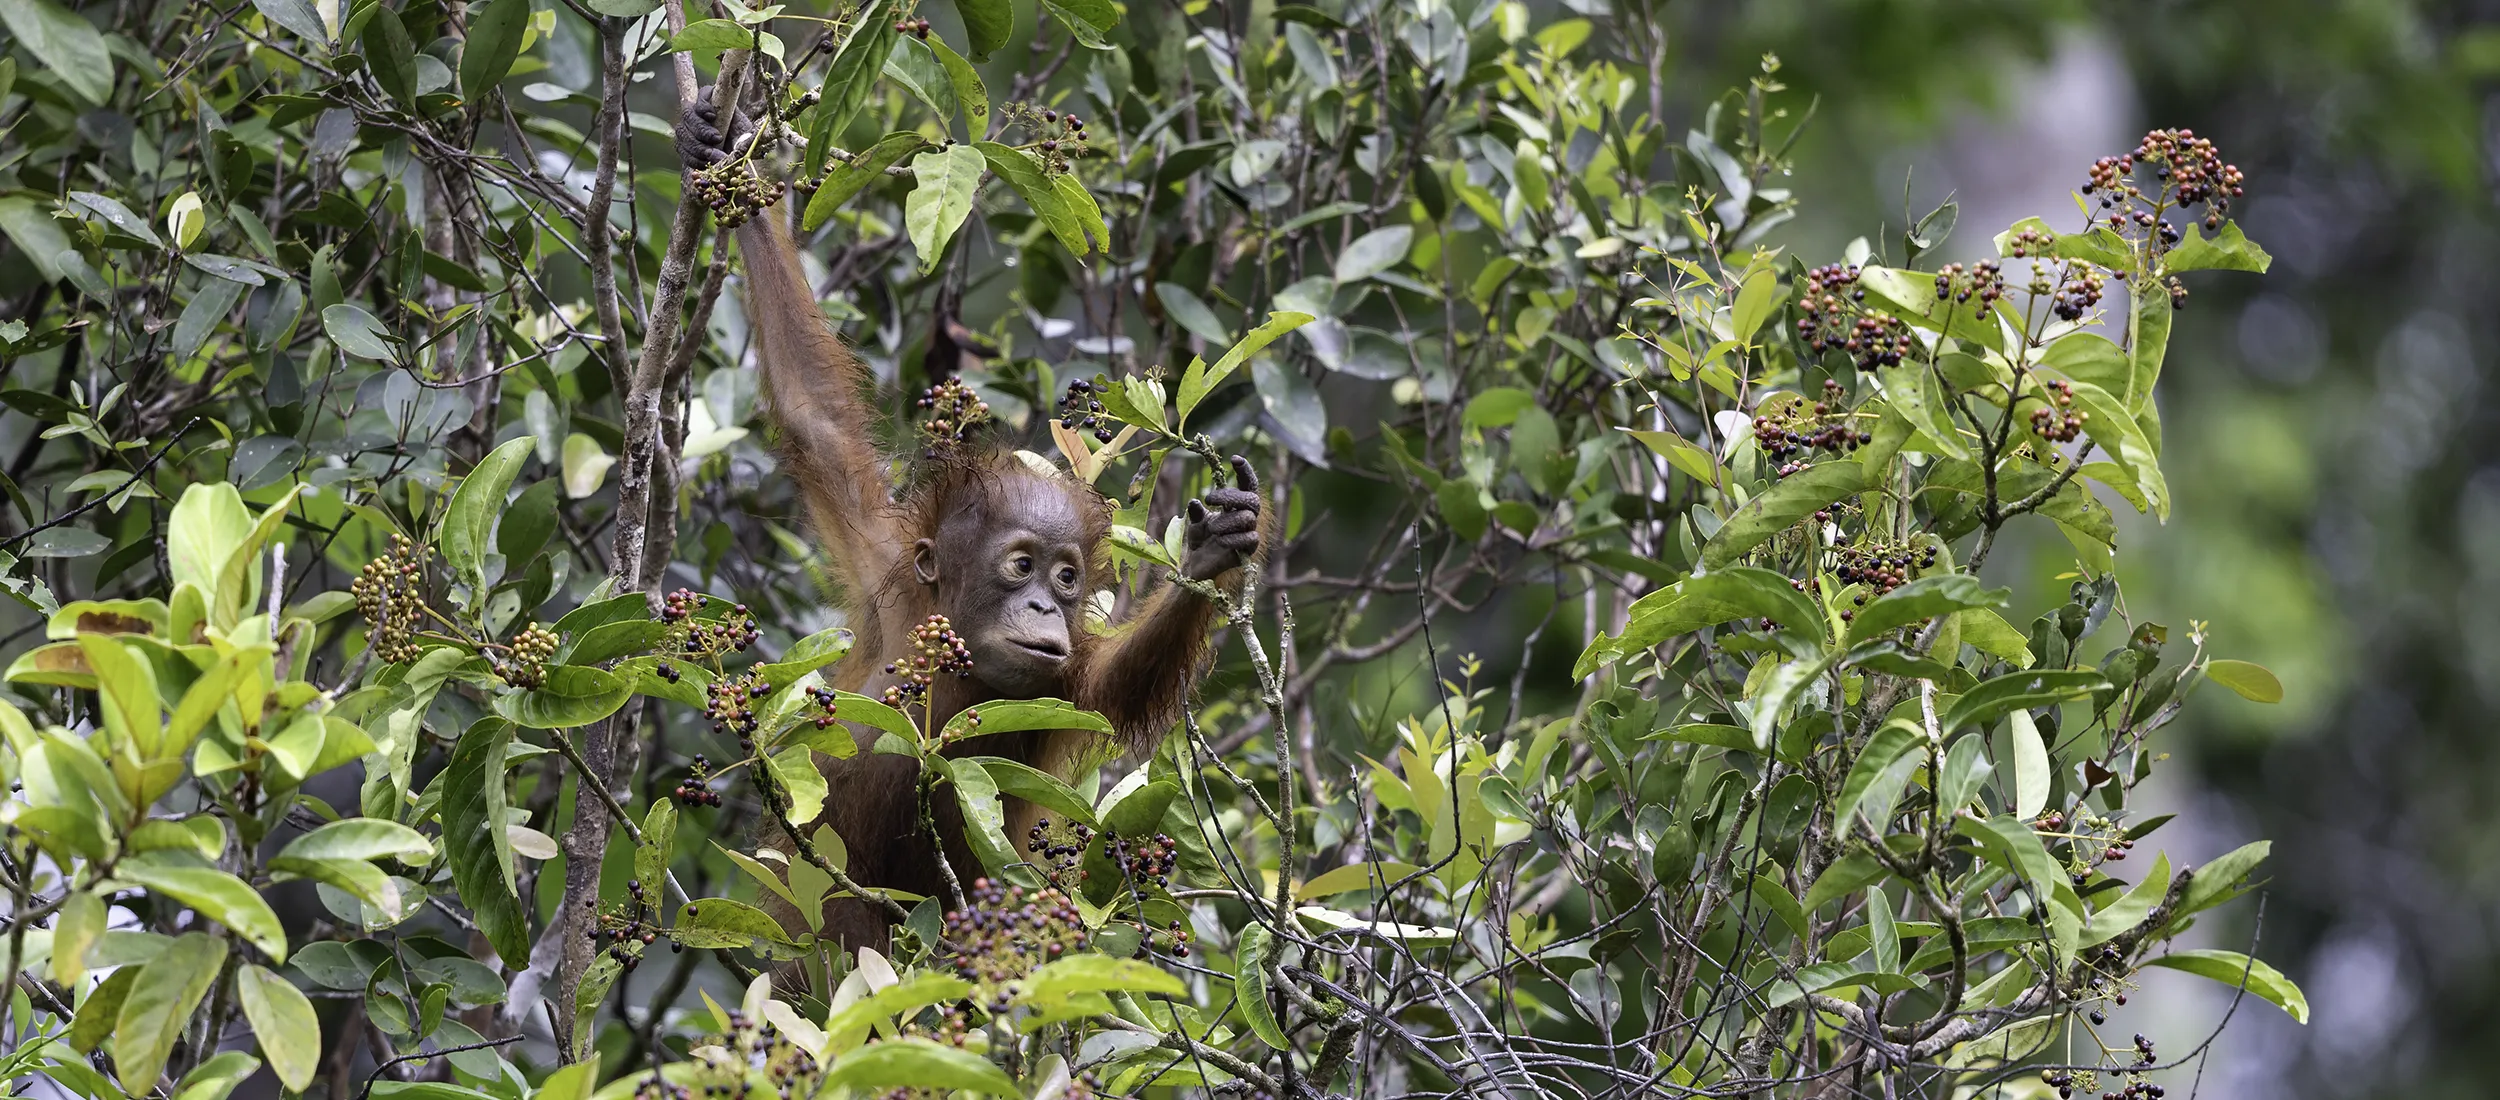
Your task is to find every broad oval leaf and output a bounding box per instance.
[2145,950,2307,1024]
[113,933,228,1092]
[1938,669,2107,734]
[113,858,286,962]
[821,1038,1019,1096]
[494,665,630,728]
[237,964,321,1091]
[1702,460,1867,570]
[2202,658,2282,704]
[1843,574,2007,646]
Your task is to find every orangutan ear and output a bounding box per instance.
[912,539,939,585]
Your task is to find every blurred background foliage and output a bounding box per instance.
[1680,1,2500,1095]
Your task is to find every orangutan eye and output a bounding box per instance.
[1055,565,1080,589]
[1007,554,1035,577]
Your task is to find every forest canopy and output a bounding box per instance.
[0,0,2303,1097]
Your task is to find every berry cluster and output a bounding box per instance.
[655,659,682,683]
[1751,382,1871,476]
[673,754,722,807]
[2050,265,2106,322]
[1832,540,1939,604]
[352,533,429,664]
[1056,377,1116,443]
[1933,259,2006,319]
[2088,129,2245,233]
[630,1075,692,1100]
[1027,108,1091,175]
[1112,832,1180,888]
[941,877,1090,999]
[1795,264,1913,369]
[2031,380,2089,442]
[914,378,992,458]
[2004,225,2056,258]
[1026,816,1095,879]
[685,1008,823,1100]
[880,615,973,710]
[889,15,932,36]
[493,621,558,689]
[800,683,843,730]
[690,159,786,230]
[597,878,659,972]
[664,590,761,660]
[705,670,772,751]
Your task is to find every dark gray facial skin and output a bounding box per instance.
[915,475,1089,699]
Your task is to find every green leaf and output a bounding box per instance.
[1874,364,1967,459]
[71,965,138,1053]
[1844,574,2008,647]
[439,718,530,965]
[1954,814,2084,941]
[1291,905,1459,946]
[1176,311,1312,427]
[1037,0,1117,47]
[1956,607,2036,667]
[1100,779,1179,837]
[2063,380,2168,518]
[927,37,989,129]
[2082,851,2170,946]
[1834,720,1920,827]
[77,635,160,757]
[1576,567,1820,678]
[803,133,926,230]
[1020,954,1188,999]
[882,37,957,123]
[822,1038,1019,1096]
[1866,884,1898,972]
[2203,658,2282,704]
[114,858,287,962]
[1701,461,1867,570]
[494,665,630,728]
[669,18,749,51]
[1938,669,2106,734]
[1730,267,1780,343]
[1333,225,1413,284]
[1298,860,1426,897]
[52,891,102,986]
[670,898,805,952]
[67,191,161,247]
[444,436,532,590]
[941,697,1110,743]
[0,0,115,104]
[816,4,898,139]
[236,965,320,1091]
[279,818,433,863]
[459,0,528,102]
[175,1050,261,1100]
[113,933,227,1093]
[823,972,973,1049]
[2007,708,2050,820]
[360,5,418,104]
[2163,221,2271,274]
[321,304,396,360]
[1233,923,1288,1050]
[974,141,1085,256]
[1462,387,1534,428]
[952,0,1011,59]
[1157,283,1231,345]
[963,756,1096,827]
[636,798,677,896]
[2175,840,2270,920]
[1623,429,1721,485]
[904,144,986,273]
[757,625,855,684]
[944,759,1018,872]
[2145,950,2308,1023]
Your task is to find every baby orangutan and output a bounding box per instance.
[678,97,1262,950]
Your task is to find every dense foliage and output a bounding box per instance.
[0,0,2306,1096]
